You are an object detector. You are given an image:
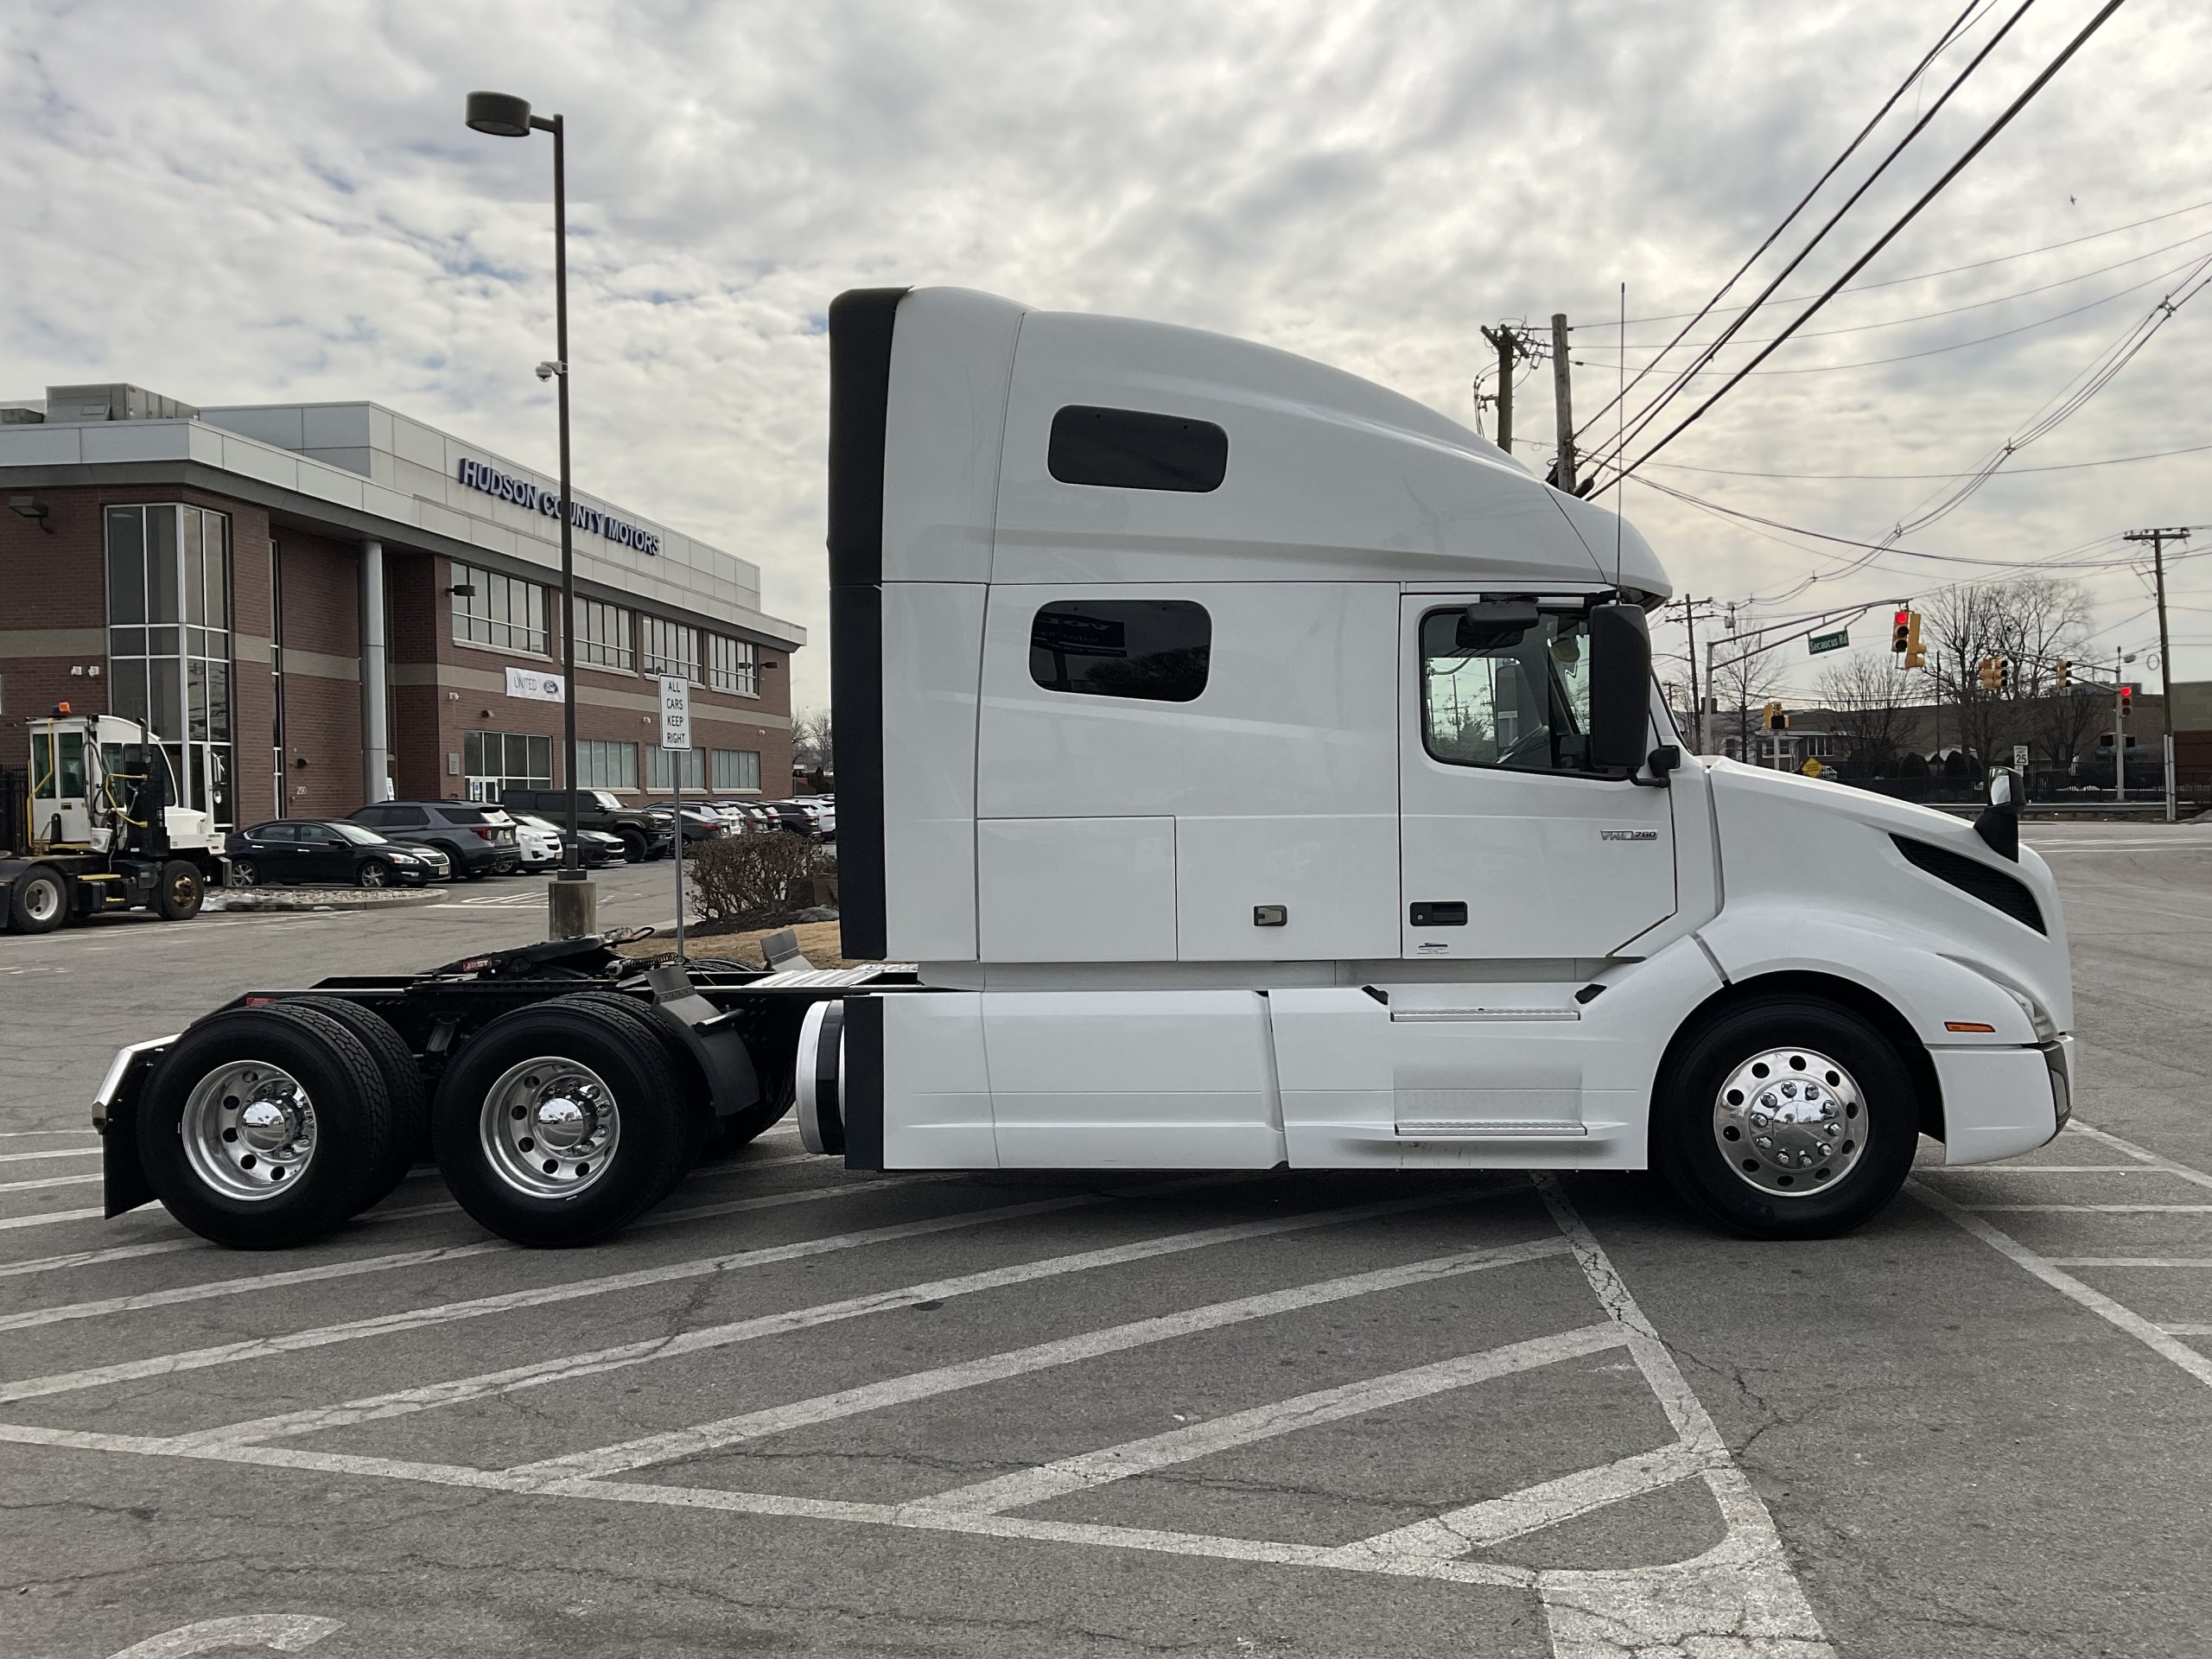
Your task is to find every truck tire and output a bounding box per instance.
[282,995,430,1203]
[431,996,696,1247]
[618,828,648,863]
[1652,995,1919,1242]
[7,865,69,934]
[155,861,205,921]
[137,1004,397,1249]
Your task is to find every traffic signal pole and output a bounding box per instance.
[2115,652,2127,803]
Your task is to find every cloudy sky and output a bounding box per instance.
[5,0,2209,714]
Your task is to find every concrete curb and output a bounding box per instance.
[207,886,450,913]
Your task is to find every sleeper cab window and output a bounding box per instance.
[1419,605,1594,775]
[1048,405,1229,493]
[1030,600,1211,703]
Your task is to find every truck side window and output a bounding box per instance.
[1420,607,1593,775]
[1030,600,1211,703]
[1048,406,1228,493]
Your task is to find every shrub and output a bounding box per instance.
[686,834,836,927]
[1897,752,1930,779]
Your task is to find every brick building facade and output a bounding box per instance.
[2,385,804,829]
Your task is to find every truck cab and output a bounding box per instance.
[4,709,220,932]
[811,287,2075,1239]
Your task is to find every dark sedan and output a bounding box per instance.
[228,820,452,888]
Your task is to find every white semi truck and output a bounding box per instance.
[3,709,220,932]
[94,288,2072,1248]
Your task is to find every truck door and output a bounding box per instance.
[1398,595,1675,960]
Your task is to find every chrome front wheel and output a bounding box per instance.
[1711,1046,1866,1198]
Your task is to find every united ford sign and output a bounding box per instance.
[456,458,661,556]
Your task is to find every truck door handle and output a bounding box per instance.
[1409,901,1467,926]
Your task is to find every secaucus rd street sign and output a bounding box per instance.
[1808,629,1850,655]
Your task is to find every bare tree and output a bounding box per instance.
[792,708,834,775]
[1922,579,2094,773]
[1817,652,1915,773]
[1707,643,1783,764]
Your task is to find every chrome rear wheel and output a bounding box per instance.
[181,1060,318,1200]
[478,1057,621,1198]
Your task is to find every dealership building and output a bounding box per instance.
[0,383,804,829]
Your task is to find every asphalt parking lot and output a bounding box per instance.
[2,826,2209,1658]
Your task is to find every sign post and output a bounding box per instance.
[660,675,691,961]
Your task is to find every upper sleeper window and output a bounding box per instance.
[1030,600,1211,703]
[1048,406,1228,493]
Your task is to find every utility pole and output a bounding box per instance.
[2124,526,2189,821]
[2114,650,2127,803]
[1682,595,1701,753]
[1478,326,1520,454]
[1550,312,1576,493]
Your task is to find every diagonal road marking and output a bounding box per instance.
[1338,1440,1712,1560]
[183,1192,1530,1449]
[0,1177,1260,1405]
[2063,1120,2212,1192]
[918,1320,1619,1517]
[0,1147,100,1166]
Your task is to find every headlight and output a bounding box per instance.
[1996,983,2058,1043]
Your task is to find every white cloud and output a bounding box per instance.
[4,0,2209,711]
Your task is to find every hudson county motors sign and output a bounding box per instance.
[456,458,663,556]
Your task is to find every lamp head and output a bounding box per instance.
[465,91,535,137]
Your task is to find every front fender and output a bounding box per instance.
[1697,905,2038,1047]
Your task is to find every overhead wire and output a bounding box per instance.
[1572,0,1993,441]
[1589,0,2134,493]
[1581,0,2043,476]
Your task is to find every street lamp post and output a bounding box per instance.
[465,90,595,939]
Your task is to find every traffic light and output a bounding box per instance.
[1763,701,1789,732]
[2056,658,2071,689]
[1903,611,1925,670]
[1996,658,2010,692]
[1977,656,2002,692]
[1891,609,1911,654]
[2119,684,2133,720]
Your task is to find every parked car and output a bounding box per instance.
[760,800,830,838]
[228,820,451,888]
[350,801,522,880]
[644,801,734,842]
[794,796,837,837]
[499,787,671,863]
[511,812,620,869]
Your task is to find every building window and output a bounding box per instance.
[1030,600,1211,703]
[463,730,553,799]
[576,599,634,671]
[641,616,701,682]
[575,739,639,790]
[106,505,233,827]
[645,745,706,791]
[450,562,549,655]
[710,749,761,791]
[706,634,759,696]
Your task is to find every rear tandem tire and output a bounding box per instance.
[1651,995,1919,1242]
[281,995,430,1204]
[137,1005,397,1249]
[431,996,698,1247]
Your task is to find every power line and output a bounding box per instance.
[1590,0,2134,493]
[1582,0,2043,475]
[1603,227,2212,349]
[1573,0,1994,440]
[1574,254,2207,379]
[1643,435,2212,482]
[1612,196,2212,326]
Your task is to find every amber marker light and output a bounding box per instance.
[1944,1021,1998,1033]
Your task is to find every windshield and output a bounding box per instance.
[588,791,626,811]
[1420,607,1593,774]
[330,822,388,845]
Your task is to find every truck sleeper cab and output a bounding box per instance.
[817,286,2075,1240]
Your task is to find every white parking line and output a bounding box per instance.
[180,1190,1506,1449]
[1343,1440,1713,1560]
[0,1147,100,1166]
[919,1320,1622,1516]
[0,1238,207,1280]
[1909,1182,2212,1390]
[0,1206,105,1233]
[0,1170,101,1195]
[1960,1205,2212,1213]
[2043,1256,2212,1268]
[0,1178,1256,1405]
[2066,1121,2212,1192]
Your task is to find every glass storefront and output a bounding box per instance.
[464,730,553,802]
[105,505,233,826]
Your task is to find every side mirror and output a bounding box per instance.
[1457,600,1540,652]
[1975,768,2021,861]
[1586,602,1652,774]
